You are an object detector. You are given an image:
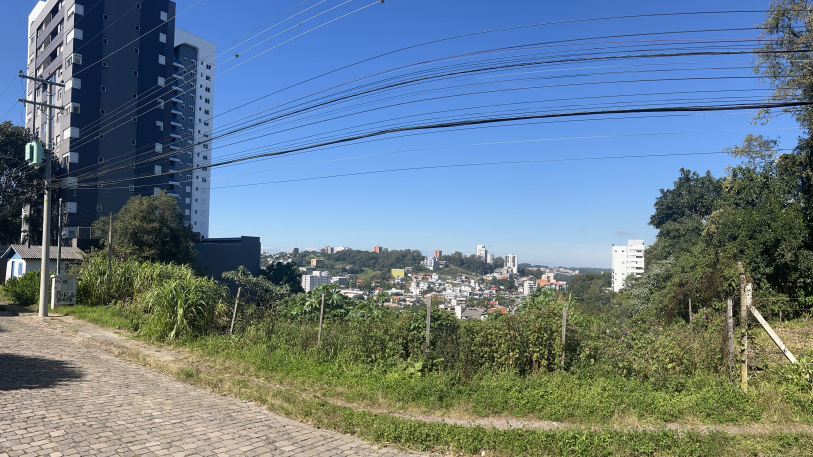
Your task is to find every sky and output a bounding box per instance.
[0,0,802,267]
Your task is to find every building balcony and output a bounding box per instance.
[170,133,182,139]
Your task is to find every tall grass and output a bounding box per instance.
[76,251,229,340]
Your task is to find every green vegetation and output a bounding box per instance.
[0,270,39,306]
[92,192,197,265]
[45,5,813,453]
[0,121,40,245]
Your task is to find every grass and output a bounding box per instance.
[58,304,135,330]
[57,303,813,455]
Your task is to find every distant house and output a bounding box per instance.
[2,245,85,281]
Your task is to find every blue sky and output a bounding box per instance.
[0,0,801,267]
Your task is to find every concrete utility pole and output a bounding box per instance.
[19,72,64,318]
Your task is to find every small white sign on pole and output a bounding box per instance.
[50,275,78,308]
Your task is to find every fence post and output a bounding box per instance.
[424,301,431,353]
[317,292,325,346]
[688,297,692,323]
[229,287,241,336]
[560,305,567,367]
[738,261,749,393]
[726,298,735,379]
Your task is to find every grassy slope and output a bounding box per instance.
[56,305,813,456]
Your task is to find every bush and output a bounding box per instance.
[1,271,40,306]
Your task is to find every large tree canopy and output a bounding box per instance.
[0,122,39,245]
[92,192,196,265]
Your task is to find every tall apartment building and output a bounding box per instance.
[475,244,487,260]
[433,249,442,259]
[24,0,214,242]
[505,254,518,274]
[301,271,331,293]
[611,239,645,292]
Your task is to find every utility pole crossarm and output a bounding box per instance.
[18,98,62,111]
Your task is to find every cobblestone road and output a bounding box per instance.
[0,314,433,457]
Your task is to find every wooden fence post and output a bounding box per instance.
[229,287,241,336]
[424,301,431,353]
[726,298,735,379]
[738,261,749,393]
[688,298,692,323]
[317,292,325,346]
[560,305,567,367]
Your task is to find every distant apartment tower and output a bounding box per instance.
[476,244,487,260]
[433,249,442,259]
[301,271,331,292]
[611,240,645,292]
[424,256,437,270]
[505,254,518,274]
[24,0,214,242]
[373,246,382,253]
[486,253,494,264]
[321,246,334,254]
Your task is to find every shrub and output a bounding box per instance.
[1,271,40,306]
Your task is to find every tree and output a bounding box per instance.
[754,2,813,239]
[261,261,305,294]
[92,192,196,265]
[0,122,39,244]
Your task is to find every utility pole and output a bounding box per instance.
[19,72,64,318]
[107,213,113,283]
[55,198,63,276]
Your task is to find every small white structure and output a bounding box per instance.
[611,239,645,292]
[2,245,84,281]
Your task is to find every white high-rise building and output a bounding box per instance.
[476,244,487,260]
[301,271,331,292]
[505,254,518,274]
[611,240,645,292]
[486,253,494,264]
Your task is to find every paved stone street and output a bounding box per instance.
[0,313,434,457]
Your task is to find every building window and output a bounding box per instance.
[99,108,105,115]
[156,121,163,131]
[100,84,106,92]
[135,24,140,32]
[204,87,211,93]
[157,76,165,86]
[97,204,103,212]
[66,53,82,66]
[132,93,137,99]
[129,185,135,191]
[155,143,162,152]
[157,99,164,109]
[160,11,168,21]
[102,36,108,44]
[69,103,80,114]
[98,156,104,162]
[204,98,210,104]
[158,54,165,65]
[130,162,135,168]
[133,70,139,77]
[134,47,139,54]
[132,117,137,123]
[101,60,108,68]
[131,138,136,145]
[103,13,109,20]
[159,33,167,43]
[136,2,141,9]
[206,64,212,70]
